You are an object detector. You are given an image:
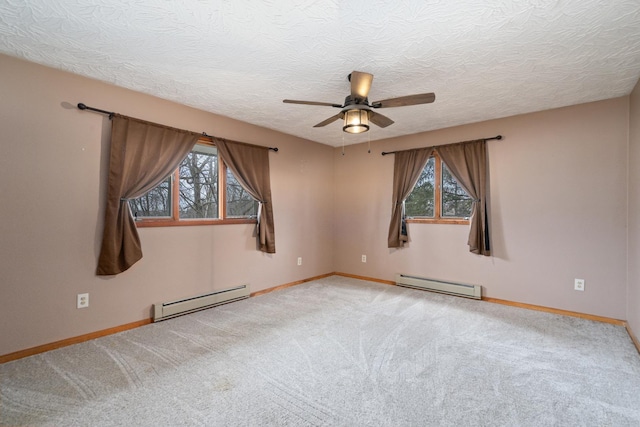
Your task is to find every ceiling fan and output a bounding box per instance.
[283,71,435,134]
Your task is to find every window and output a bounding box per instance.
[129,139,258,226]
[404,152,472,224]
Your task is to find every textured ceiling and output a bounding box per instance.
[1,1,640,147]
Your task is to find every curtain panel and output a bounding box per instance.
[96,115,199,275]
[435,139,490,256]
[387,148,433,248]
[215,139,276,253]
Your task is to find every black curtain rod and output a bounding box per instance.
[77,103,279,152]
[381,135,502,156]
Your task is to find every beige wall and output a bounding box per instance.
[333,98,629,320]
[0,54,335,356]
[628,80,640,335]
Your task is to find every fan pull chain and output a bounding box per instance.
[342,134,345,156]
[367,131,371,153]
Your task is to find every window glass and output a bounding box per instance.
[179,144,219,219]
[404,154,472,222]
[129,176,171,218]
[441,163,473,218]
[226,168,258,218]
[405,157,435,218]
[129,139,258,225]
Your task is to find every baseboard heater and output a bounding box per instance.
[153,284,250,322]
[395,274,482,299]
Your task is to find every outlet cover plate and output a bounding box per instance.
[77,293,89,308]
[574,279,585,291]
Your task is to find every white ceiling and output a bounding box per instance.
[1,1,640,147]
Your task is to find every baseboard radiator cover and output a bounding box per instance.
[153,284,250,322]
[395,274,482,299]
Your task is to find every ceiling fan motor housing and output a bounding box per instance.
[344,95,369,106]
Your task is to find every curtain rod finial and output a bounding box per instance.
[77,103,87,110]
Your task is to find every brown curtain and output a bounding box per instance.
[435,139,490,256]
[97,115,199,275]
[387,148,432,248]
[215,139,276,253]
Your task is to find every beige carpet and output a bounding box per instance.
[2,276,640,426]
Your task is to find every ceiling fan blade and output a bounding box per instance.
[349,71,373,101]
[372,92,436,108]
[368,111,395,128]
[313,113,344,128]
[283,99,342,107]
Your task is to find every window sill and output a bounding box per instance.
[406,218,470,225]
[136,218,257,227]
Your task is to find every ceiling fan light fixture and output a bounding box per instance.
[343,109,369,134]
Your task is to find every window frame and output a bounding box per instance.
[405,152,471,226]
[134,137,257,228]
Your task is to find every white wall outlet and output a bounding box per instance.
[297,257,302,266]
[362,255,367,263]
[574,279,585,291]
[77,293,89,308]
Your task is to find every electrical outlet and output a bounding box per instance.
[77,293,89,308]
[362,255,367,263]
[297,257,302,266]
[574,279,585,291]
